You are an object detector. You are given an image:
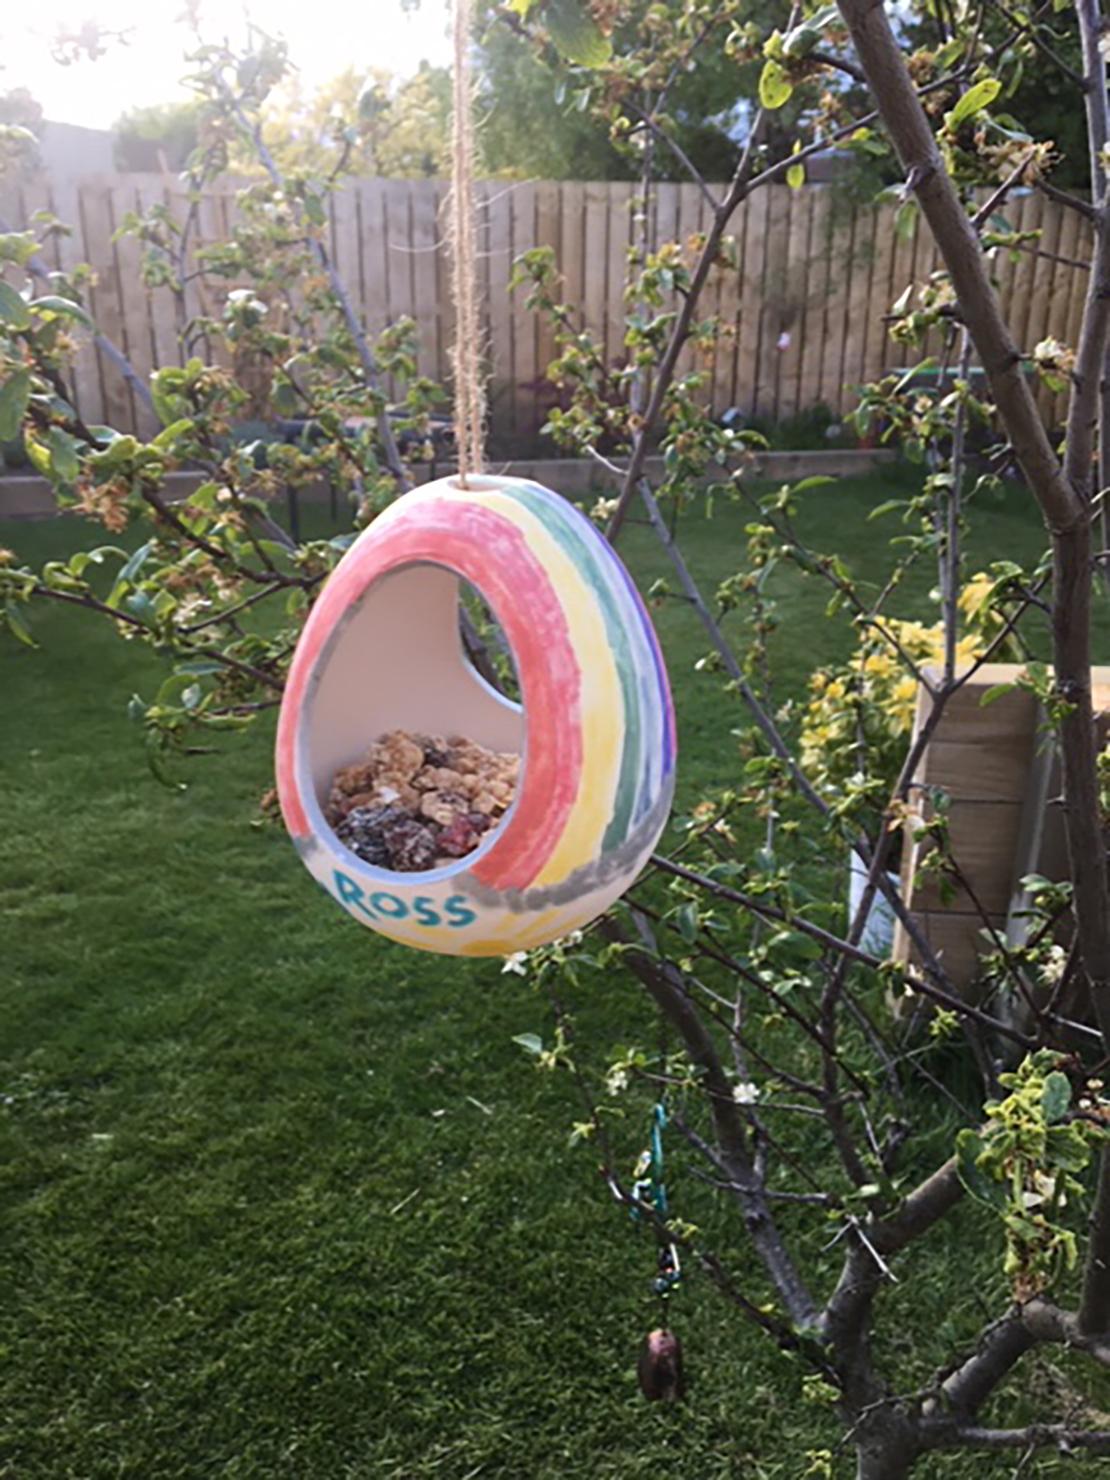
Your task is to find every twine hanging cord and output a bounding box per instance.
[450,0,486,487]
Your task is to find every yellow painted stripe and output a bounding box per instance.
[365,898,603,957]
[459,899,598,957]
[371,924,451,953]
[443,485,624,886]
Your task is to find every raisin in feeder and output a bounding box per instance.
[275,474,676,956]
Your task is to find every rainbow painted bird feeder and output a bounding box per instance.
[276,474,675,956]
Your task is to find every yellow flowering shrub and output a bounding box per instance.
[800,575,1000,797]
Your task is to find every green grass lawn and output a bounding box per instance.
[2,469,1108,1478]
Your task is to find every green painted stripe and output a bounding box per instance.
[504,483,649,851]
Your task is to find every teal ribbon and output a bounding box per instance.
[631,1102,681,1297]
[650,1102,669,1217]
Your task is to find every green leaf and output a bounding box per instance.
[786,161,805,189]
[46,426,79,485]
[24,436,50,476]
[4,600,35,647]
[270,379,298,416]
[948,78,1002,128]
[156,671,197,705]
[955,1128,1005,1208]
[118,539,156,587]
[676,901,698,944]
[0,368,31,442]
[804,4,841,29]
[90,433,139,470]
[894,200,918,241]
[544,0,612,67]
[0,232,39,267]
[125,590,157,625]
[28,295,93,328]
[0,125,36,147]
[894,359,936,393]
[1042,1071,1072,1124]
[0,280,31,330]
[768,928,822,962]
[868,499,905,521]
[151,418,195,450]
[512,1032,544,1056]
[782,22,820,58]
[979,681,1015,708]
[67,546,117,577]
[108,538,156,609]
[759,59,793,110]
[151,372,187,427]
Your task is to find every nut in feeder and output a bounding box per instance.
[275,474,675,956]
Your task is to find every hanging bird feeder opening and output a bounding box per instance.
[306,548,526,881]
[276,474,676,957]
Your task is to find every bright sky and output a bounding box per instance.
[1,0,454,128]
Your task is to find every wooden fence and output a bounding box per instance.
[0,173,1091,445]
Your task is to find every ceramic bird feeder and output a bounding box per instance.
[275,474,675,956]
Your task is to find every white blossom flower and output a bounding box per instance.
[606,1067,630,1096]
[1022,1171,1062,1210]
[501,952,529,976]
[1039,944,1067,987]
[732,1081,759,1105]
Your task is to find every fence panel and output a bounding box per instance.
[0,173,1096,444]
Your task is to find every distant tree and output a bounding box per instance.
[256,62,451,178]
[0,87,43,132]
[113,100,203,173]
[476,8,632,178]
[475,0,795,181]
[374,62,452,177]
[901,3,1088,192]
[0,87,43,179]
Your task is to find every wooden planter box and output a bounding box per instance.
[891,664,1110,1004]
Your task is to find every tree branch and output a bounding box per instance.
[1080,1147,1110,1332]
[835,1,1079,534]
[836,0,1110,1066]
[649,854,1036,1048]
[214,77,409,489]
[635,479,832,816]
[1023,1296,1110,1362]
[926,1310,1035,1418]
[1,217,157,418]
[601,913,820,1330]
[604,108,769,541]
[30,584,285,691]
[923,1422,1110,1453]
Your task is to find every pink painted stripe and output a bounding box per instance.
[275,499,584,891]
